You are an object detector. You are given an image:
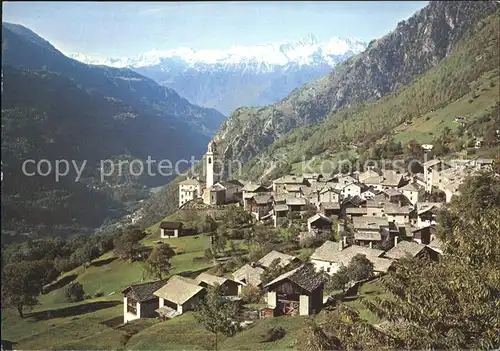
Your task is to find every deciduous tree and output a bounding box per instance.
[142,243,175,280]
[195,284,239,350]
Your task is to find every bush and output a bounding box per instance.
[240,284,261,304]
[261,327,286,342]
[65,282,85,302]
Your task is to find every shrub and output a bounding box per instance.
[261,327,286,342]
[65,282,85,302]
[240,284,261,304]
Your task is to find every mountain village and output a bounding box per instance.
[120,140,495,325]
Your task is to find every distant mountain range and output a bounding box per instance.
[1,22,225,239]
[69,35,367,115]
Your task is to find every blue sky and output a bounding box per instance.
[3,1,428,57]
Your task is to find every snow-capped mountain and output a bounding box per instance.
[70,35,367,115]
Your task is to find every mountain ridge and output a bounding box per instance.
[212,0,499,165]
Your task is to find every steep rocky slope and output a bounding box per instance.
[214,1,499,165]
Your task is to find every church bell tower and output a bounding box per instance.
[206,140,218,187]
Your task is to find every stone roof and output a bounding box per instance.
[258,250,296,269]
[416,202,443,215]
[354,231,382,241]
[342,195,365,207]
[153,275,204,305]
[364,175,385,185]
[285,184,302,192]
[423,159,442,168]
[320,202,340,210]
[358,169,380,182]
[399,183,422,192]
[179,178,203,186]
[232,264,265,286]
[346,207,368,215]
[352,216,388,230]
[160,221,183,230]
[383,188,403,197]
[274,175,305,184]
[220,181,241,189]
[370,257,395,273]
[384,203,415,215]
[385,241,426,260]
[307,213,332,225]
[195,272,240,287]
[254,194,273,205]
[273,193,287,203]
[286,197,307,206]
[208,183,226,191]
[264,264,325,293]
[381,170,404,187]
[122,279,169,302]
[311,241,384,265]
[274,204,289,212]
[242,182,266,192]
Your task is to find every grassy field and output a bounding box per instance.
[2,203,389,350]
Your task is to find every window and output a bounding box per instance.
[208,157,212,164]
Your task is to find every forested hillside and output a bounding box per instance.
[214,1,498,165]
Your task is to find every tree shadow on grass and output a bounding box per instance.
[29,301,121,321]
[42,274,78,294]
[177,267,211,279]
[91,257,118,267]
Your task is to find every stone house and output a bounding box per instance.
[310,240,392,276]
[122,279,168,323]
[194,272,242,296]
[178,178,205,208]
[160,221,183,238]
[154,275,206,319]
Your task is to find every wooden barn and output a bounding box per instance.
[264,264,325,317]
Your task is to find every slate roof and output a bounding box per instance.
[274,204,289,212]
[273,193,287,203]
[310,241,384,264]
[160,221,183,230]
[416,202,443,215]
[320,202,340,210]
[257,250,296,269]
[354,231,382,241]
[346,207,368,215]
[153,275,204,305]
[285,184,302,192]
[264,264,325,293]
[254,194,273,205]
[423,159,442,168]
[383,188,403,197]
[242,182,266,192]
[307,213,332,225]
[286,197,307,206]
[274,176,305,184]
[179,178,203,186]
[358,169,380,182]
[369,257,395,273]
[195,272,240,287]
[399,183,422,192]
[232,264,265,286]
[381,170,404,187]
[384,203,415,215]
[342,195,365,207]
[208,183,226,191]
[385,241,426,260]
[352,216,388,230]
[122,279,169,302]
[364,175,385,185]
